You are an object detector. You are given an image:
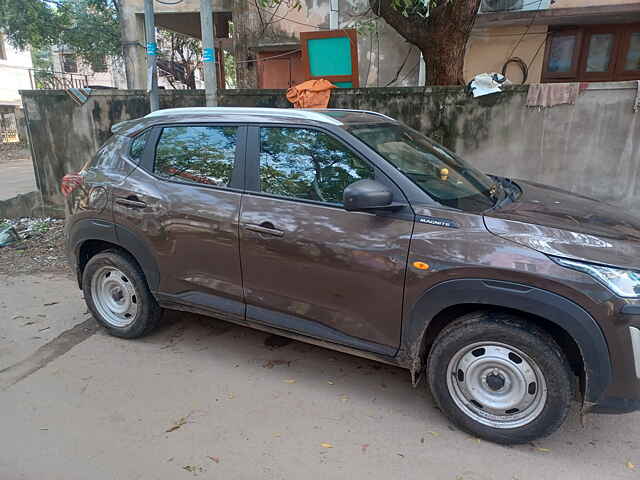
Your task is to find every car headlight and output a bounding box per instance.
[553,257,640,298]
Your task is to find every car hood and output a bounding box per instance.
[484,180,640,270]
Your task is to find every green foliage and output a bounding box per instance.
[31,47,53,70]
[0,0,120,66]
[155,126,237,186]
[30,48,57,88]
[157,28,201,89]
[389,0,431,17]
[256,0,303,11]
[223,49,237,89]
[348,18,379,36]
[259,128,374,204]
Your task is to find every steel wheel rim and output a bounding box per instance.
[91,266,139,328]
[446,341,548,429]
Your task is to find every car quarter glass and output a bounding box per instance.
[259,126,375,204]
[129,129,150,162]
[154,126,237,187]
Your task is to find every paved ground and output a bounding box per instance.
[0,155,37,201]
[2,273,640,480]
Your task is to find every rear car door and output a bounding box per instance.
[239,124,414,354]
[111,123,246,322]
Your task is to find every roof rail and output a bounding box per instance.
[144,107,344,125]
[312,109,397,122]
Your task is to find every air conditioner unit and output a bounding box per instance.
[479,0,550,13]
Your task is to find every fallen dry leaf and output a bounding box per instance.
[228,393,235,399]
[320,442,333,448]
[428,431,440,437]
[284,379,296,384]
[536,447,551,453]
[627,461,635,470]
[273,433,281,438]
[263,359,292,369]
[339,395,349,403]
[165,415,189,433]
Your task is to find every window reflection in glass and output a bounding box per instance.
[586,34,614,72]
[154,126,237,187]
[129,130,150,161]
[350,124,497,213]
[259,127,375,205]
[547,35,577,73]
[625,32,640,71]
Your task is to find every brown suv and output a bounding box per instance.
[63,107,640,444]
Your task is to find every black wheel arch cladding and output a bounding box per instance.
[69,219,160,292]
[401,278,611,405]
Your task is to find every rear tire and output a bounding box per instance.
[427,311,573,445]
[82,249,162,338]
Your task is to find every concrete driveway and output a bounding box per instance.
[1,273,640,480]
[0,156,37,201]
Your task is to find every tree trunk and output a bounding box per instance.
[369,0,480,86]
[232,0,260,89]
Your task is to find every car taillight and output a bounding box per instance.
[61,173,84,197]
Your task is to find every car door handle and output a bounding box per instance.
[115,196,147,209]
[245,222,284,237]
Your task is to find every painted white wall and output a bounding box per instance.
[0,37,33,105]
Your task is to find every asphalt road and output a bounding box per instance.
[1,273,639,480]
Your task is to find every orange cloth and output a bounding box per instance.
[286,79,336,109]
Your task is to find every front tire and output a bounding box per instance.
[82,249,162,338]
[427,311,573,444]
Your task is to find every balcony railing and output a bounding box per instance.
[28,69,89,90]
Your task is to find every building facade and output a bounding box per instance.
[50,47,127,89]
[119,0,640,89]
[0,35,32,108]
[0,34,33,143]
[467,0,640,84]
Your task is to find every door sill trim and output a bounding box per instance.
[154,292,399,364]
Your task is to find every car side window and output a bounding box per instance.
[259,127,375,205]
[154,126,237,187]
[129,130,150,162]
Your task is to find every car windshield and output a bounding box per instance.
[349,123,500,213]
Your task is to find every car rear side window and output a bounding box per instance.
[259,127,374,205]
[129,130,150,162]
[154,126,237,187]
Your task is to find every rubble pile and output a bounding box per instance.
[0,217,70,275]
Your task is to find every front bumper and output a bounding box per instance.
[590,322,640,414]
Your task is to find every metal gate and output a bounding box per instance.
[0,111,18,143]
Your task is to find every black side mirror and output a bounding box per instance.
[343,179,397,212]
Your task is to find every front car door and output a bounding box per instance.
[239,124,414,355]
[112,123,246,322]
